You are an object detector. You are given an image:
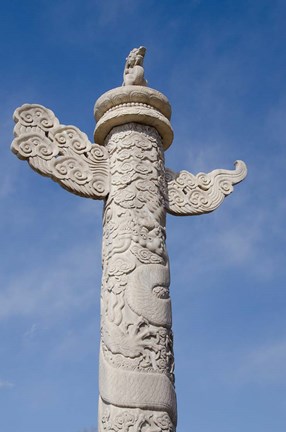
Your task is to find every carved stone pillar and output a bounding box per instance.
[94,87,177,432]
[11,47,247,432]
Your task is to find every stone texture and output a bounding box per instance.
[99,123,176,431]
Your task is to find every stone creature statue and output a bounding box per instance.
[123,46,148,86]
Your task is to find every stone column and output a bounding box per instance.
[10,47,247,432]
[94,87,177,432]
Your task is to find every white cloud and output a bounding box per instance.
[0,173,15,199]
[45,0,140,48]
[78,428,97,432]
[0,241,101,321]
[95,0,138,26]
[224,339,286,387]
[23,323,43,341]
[168,144,286,288]
[265,98,286,146]
[49,319,98,363]
[0,380,15,389]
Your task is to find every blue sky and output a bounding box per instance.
[0,0,285,431]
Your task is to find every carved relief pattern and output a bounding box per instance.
[165,161,247,216]
[100,402,174,432]
[11,104,110,199]
[99,123,176,431]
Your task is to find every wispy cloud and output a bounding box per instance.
[94,0,139,26]
[45,0,141,48]
[238,339,286,384]
[218,338,286,388]
[168,139,286,287]
[78,427,97,432]
[49,319,98,363]
[23,323,43,341]
[0,173,15,198]
[0,380,15,389]
[0,241,100,321]
[169,203,282,293]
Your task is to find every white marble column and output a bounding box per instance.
[11,47,247,432]
[93,86,177,432]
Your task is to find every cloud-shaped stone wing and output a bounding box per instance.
[165,161,247,216]
[11,104,110,199]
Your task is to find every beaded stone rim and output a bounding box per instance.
[94,86,172,121]
[94,86,173,150]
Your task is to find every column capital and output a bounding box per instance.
[94,86,174,150]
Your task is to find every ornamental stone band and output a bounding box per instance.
[11,47,247,432]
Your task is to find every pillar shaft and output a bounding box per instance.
[99,123,176,432]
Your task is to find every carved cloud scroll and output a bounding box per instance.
[11,104,110,199]
[165,161,247,216]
